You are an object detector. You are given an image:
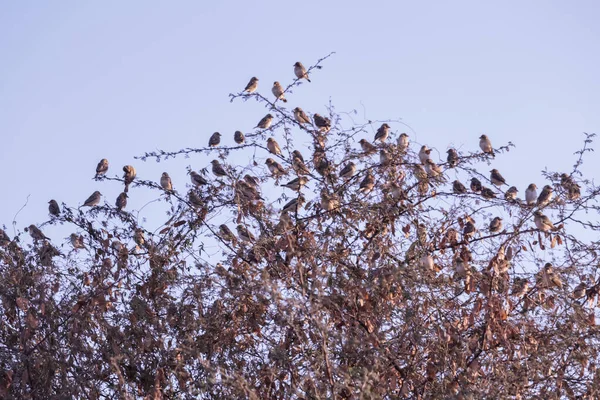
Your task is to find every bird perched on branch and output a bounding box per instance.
[255,114,273,129]
[267,138,282,155]
[190,171,208,186]
[560,173,581,200]
[236,225,255,243]
[82,191,102,207]
[281,176,309,191]
[489,217,503,233]
[123,165,136,192]
[160,172,173,192]
[272,81,287,103]
[293,107,311,125]
[282,195,305,213]
[359,139,377,155]
[116,192,128,211]
[470,178,482,192]
[398,133,409,152]
[537,185,554,207]
[453,180,467,194]
[95,158,109,179]
[374,123,390,143]
[359,173,376,193]
[28,224,49,241]
[70,233,86,250]
[48,200,60,217]
[266,158,286,177]
[505,186,518,202]
[208,132,221,147]
[313,114,331,132]
[446,149,458,168]
[479,135,494,156]
[418,146,431,164]
[525,184,538,206]
[533,211,555,232]
[234,131,245,144]
[219,224,237,246]
[294,62,311,82]
[339,162,356,179]
[490,169,507,186]
[211,160,227,177]
[188,191,204,208]
[244,77,258,93]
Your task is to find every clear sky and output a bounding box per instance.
[1,1,599,238]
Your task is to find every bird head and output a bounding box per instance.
[480,134,488,139]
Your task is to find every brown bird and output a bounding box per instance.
[70,233,86,250]
[453,180,467,194]
[244,77,259,93]
[281,195,305,213]
[525,183,538,206]
[160,172,173,192]
[313,113,331,132]
[490,169,507,186]
[293,107,311,124]
[560,173,581,201]
[0,229,11,246]
[424,159,443,180]
[244,174,260,187]
[320,192,339,212]
[28,224,49,241]
[470,178,482,192]
[133,229,145,247]
[479,134,494,156]
[374,123,390,143]
[418,146,432,164]
[123,165,136,193]
[292,156,310,175]
[271,81,287,103]
[255,114,274,129]
[188,191,204,208]
[48,200,60,217]
[446,149,458,167]
[380,149,391,165]
[236,224,255,243]
[505,186,518,202]
[397,133,409,152]
[339,162,356,179]
[359,173,375,193]
[292,150,305,163]
[211,160,228,177]
[359,139,377,155]
[265,158,286,176]
[533,211,555,232]
[234,130,245,144]
[537,185,554,207]
[294,61,311,82]
[190,171,208,186]
[82,191,102,207]
[463,218,477,241]
[115,192,128,211]
[267,138,282,155]
[208,132,221,147]
[95,158,109,178]
[489,217,503,233]
[219,224,237,246]
[236,180,263,201]
[481,186,496,199]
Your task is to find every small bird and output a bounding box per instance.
[236,224,256,243]
[573,282,587,299]
[82,191,102,207]
[160,172,173,192]
[188,191,204,208]
[446,149,459,168]
[505,186,518,202]
[292,150,305,163]
[560,173,581,201]
[453,180,467,194]
[294,62,311,82]
[479,135,494,156]
[292,156,310,175]
[359,139,377,155]
[320,192,339,212]
[418,146,432,164]
[211,160,227,177]
[133,229,145,247]
[537,185,554,207]
[397,133,409,152]
[315,158,330,177]
[70,233,86,250]
[374,123,390,143]
[234,131,245,144]
[95,158,109,178]
[48,200,60,217]
[219,224,237,246]
[379,149,391,165]
[28,224,49,241]
[236,180,263,202]
[281,176,309,191]
[265,158,286,176]
[339,162,356,179]
[424,159,443,179]
[115,192,128,211]
[539,263,563,289]
[255,114,274,129]
[481,186,496,199]
[190,171,208,186]
[293,107,311,124]
[525,184,538,206]
[244,77,259,93]
[271,81,287,103]
[463,218,477,241]
[489,217,503,233]
[313,114,331,132]
[533,211,555,231]
[490,169,507,186]
[281,195,305,213]
[208,132,221,147]
[0,229,10,246]
[359,173,376,193]
[267,138,282,155]
[123,165,136,193]
[470,178,482,192]
[511,277,530,298]
[244,174,260,187]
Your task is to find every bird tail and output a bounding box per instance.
[282,99,287,103]
[306,77,311,83]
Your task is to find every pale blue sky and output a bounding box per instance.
[1,1,599,236]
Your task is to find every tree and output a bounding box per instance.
[1,55,599,399]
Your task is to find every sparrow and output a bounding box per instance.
[320,192,339,212]
[255,114,274,129]
[505,186,518,202]
[359,173,376,193]
[48,200,60,217]
[294,61,311,82]
[489,217,503,233]
[511,277,529,298]
[281,176,309,191]
[374,123,390,143]
[315,158,330,177]
[115,192,128,211]
[379,149,391,165]
[525,184,538,206]
[123,165,136,193]
[82,191,102,207]
[446,149,459,168]
[418,146,432,164]
[537,185,554,207]
[463,219,477,241]
[560,173,581,200]
[190,171,208,186]
[244,77,259,93]
[208,132,221,147]
[292,156,311,175]
[413,164,428,181]
[160,172,173,192]
[424,159,443,179]
[28,224,49,241]
[479,135,494,156]
[359,139,377,155]
[453,180,467,194]
[313,114,331,132]
[244,174,260,187]
[95,158,109,178]
[533,211,555,231]
[573,282,587,299]
[293,107,311,124]
[265,158,286,176]
[339,162,356,179]
[389,182,407,200]
[211,160,227,177]
[236,224,255,243]
[70,233,86,249]
[470,178,482,192]
[188,191,204,208]
[234,131,245,144]
[236,180,263,201]
[539,263,563,289]
[292,150,305,163]
[267,138,282,155]
[219,224,237,246]
[281,195,305,213]
[490,169,507,186]
[481,186,496,199]
[0,229,10,246]
[397,133,409,152]
[133,229,145,247]
[271,81,287,103]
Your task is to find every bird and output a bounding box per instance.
[525,184,538,206]
[236,224,255,243]
[359,173,375,193]
[359,139,377,155]
[413,164,428,182]
[0,229,11,246]
[255,114,273,129]
[281,195,305,213]
[313,114,331,132]
[208,132,221,147]
[292,150,305,163]
[379,149,391,165]
[481,186,496,199]
[190,171,208,186]
[123,165,136,193]
[281,176,309,191]
[489,217,503,233]
[219,224,237,246]
[244,77,259,93]
[265,158,286,177]
[560,173,581,201]
[294,62,311,82]
[95,159,109,178]
[418,146,432,164]
[82,191,102,207]
[292,156,310,175]
[133,229,145,247]
[339,162,356,179]
[293,107,311,124]
[511,277,530,298]
[539,263,563,289]
[490,169,507,186]
[235,180,263,202]
[397,133,409,152]
[188,191,204,208]
[470,178,482,192]
[267,138,282,155]
[234,131,245,144]
[479,135,494,156]
[70,233,86,250]
[446,149,459,168]
[271,81,287,103]
[374,123,390,143]
[463,218,477,241]
[320,192,339,212]
[48,200,60,217]
[424,159,443,179]
[505,186,518,202]
[533,211,555,232]
[211,160,228,177]
[244,174,260,187]
[537,185,554,207]
[160,172,173,192]
[115,192,128,211]
[453,180,467,194]
[28,224,48,241]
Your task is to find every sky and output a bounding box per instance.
[0,1,599,243]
